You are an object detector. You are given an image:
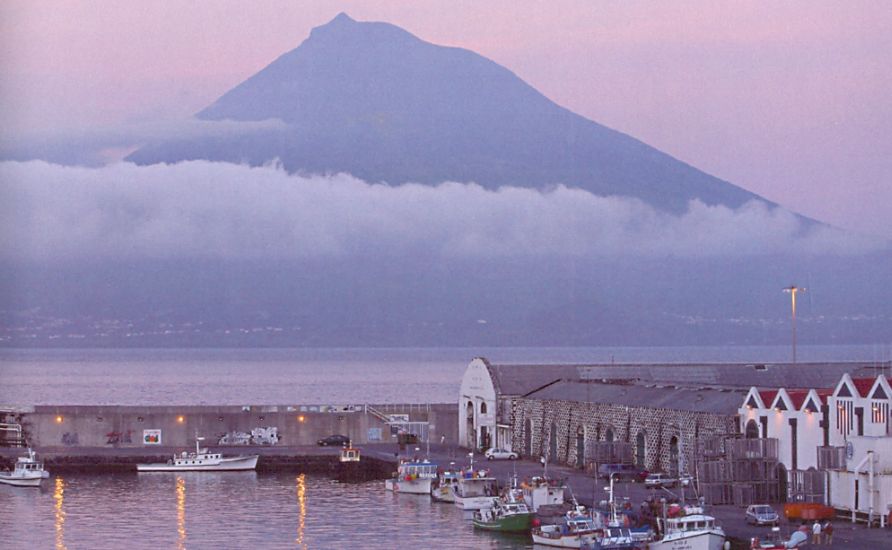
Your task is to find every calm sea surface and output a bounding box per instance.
[0,345,887,406]
[1,346,888,549]
[0,472,533,550]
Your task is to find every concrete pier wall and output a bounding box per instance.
[15,404,457,449]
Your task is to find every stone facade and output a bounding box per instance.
[511,397,738,474]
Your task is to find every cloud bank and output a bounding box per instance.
[0,160,882,262]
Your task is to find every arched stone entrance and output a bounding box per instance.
[575,426,586,468]
[636,431,646,467]
[523,418,532,457]
[465,401,475,448]
[605,428,614,443]
[549,422,558,461]
[669,436,679,475]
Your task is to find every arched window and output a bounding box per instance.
[523,418,533,457]
[480,402,487,415]
[636,431,646,467]
[549,422,558,460]
[575,426,586,468]
[605,428,614,443]
[745,419,759,439]
[669,436,679,475]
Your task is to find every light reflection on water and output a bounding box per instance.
[295,474,306,549]
[0,473,533,549]
[53,477,66,550]
[176,476,186,550]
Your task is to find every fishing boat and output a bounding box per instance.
[532,505,600,548]
[520,475,567,512]
[472,490,533,532]
[648,509,726,550]
[136,436,258,472]
[452,469,498,510]
[339,446,361,462]
[430,468,460,502]
[384,459,437,494]
[0,449,50,487]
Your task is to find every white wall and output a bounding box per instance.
[458,358,497,450]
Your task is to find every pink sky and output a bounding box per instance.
[2,1,890,237]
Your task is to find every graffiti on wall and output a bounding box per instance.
[218,426,280,445]
[61,432,79,446]
[105,430,133,445]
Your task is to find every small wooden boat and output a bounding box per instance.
[532,506,600,548]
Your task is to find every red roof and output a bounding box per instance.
[815,388,833,405]
[759,390,778,407]
[852,377,877,398]
[786,390,809,409]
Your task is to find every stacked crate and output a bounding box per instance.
[699,437,781,505]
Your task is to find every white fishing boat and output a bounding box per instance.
[648,511,726,550]
[136,437,258,472]
[531,505,600,548]
[520,475,566,512]
[430,468,460,502]
[0,449,50,487]
[452,470,498,510]
[384,459,437,494]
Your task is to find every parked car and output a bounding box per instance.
[745,504,780,526]
[597,463,648,482]
[644,472,678,488]
[317,434,350,447]
[484,448,518,460]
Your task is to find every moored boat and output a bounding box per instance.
[136,437,258,472]
[648,511,726,550]
[384,459,437,494]
[531,505,600,548]
[430,468,460,502]
[452,469,498,510]
[0,448,50,487]
[521,475,566,512]
[472,490,533,532]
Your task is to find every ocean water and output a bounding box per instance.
[0,345,887,406]
[0,472,532,550]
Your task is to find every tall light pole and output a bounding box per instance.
[783,285,805,364]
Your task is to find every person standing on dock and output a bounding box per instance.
[822,520,833,545]
[812,519,822,544]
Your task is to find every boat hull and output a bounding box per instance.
[385,477,433,494]
[137,455,258,472]
[648,530,726,550]
[531,531,598,548]
[453,494,496,510]
[431,485,455,502]
[472,513,532,532]
[0,474,45,487]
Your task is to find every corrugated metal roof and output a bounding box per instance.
[483,361,885,396]
[524,380,747,415]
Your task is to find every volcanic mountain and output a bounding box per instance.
[129,13,768,214]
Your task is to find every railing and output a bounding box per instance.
[816,446,846,471]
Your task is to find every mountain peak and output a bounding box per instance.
[327,12,356,26]
[129,15,770,215]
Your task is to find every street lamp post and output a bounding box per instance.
[783,285,805,364]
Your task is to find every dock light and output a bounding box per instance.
[297,415,305,423]
[55,415,63,424]
[177,415,185,424]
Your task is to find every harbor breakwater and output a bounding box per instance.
[1,402,458,481]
